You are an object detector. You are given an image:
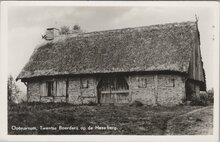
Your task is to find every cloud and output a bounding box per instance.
[8,6,133,32]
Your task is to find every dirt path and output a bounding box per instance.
[165,106,213,135]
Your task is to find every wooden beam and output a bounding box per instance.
[129,76,132,102]
[154,75,158,105]
[66,78,69,103]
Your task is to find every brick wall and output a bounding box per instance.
[27,81,41,102]
[157,75,186,106]
[129,75,156,105]
[68,77,97,104]
[27,74,186,106]
[129,74,186,106]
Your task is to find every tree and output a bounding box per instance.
[60,26,70,35]
[73,24,81,30]
[8,75,13,103]
[207,88,214,104]
[60,25,83,35]
[8,75,20,104]
[207,88,214,94]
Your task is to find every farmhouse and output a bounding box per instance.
[16,21,206,106]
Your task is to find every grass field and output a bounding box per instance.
[166,106,213,135]
[8,103,205,135]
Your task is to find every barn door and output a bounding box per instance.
[97,75,129,104]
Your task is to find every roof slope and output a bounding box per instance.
[17,21,200,80]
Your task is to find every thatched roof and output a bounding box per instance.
[17,21,204,81]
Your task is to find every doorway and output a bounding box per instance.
[97,75,129,104]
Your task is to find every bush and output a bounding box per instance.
[129,100,144,107]
[207,90,214,104]
[190,93,211,106]
[87,101,97,106]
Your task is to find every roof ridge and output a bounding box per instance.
[50,21,196,41]
[83,20,196,35]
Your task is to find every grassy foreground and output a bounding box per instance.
[166,106,213,135]
[8,103,203,135]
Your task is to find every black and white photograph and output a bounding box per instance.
[0,1,219,141]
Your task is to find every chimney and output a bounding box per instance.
[44,28,59,40]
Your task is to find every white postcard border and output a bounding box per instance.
[0,1,219,142]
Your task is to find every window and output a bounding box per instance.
[81,79,89,88]
[46,81,54,96]
[166,78,175,87]
[138,78,147,88]
[172,79,175,87]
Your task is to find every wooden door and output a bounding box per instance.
[97,75,129,104]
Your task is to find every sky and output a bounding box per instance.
[7,4,218,92]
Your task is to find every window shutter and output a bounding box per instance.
[40,82,47,96]
[57,80,66,96]
[81,79,89,88]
